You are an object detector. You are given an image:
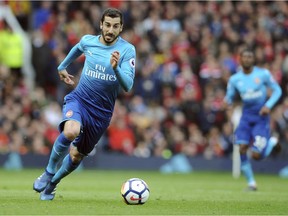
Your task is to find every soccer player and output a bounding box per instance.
[33,8,136,200]
[224,48,282,191]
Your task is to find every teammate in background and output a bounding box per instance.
[223,48,282,191]
[33,8,136,200]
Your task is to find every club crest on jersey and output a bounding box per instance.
[254,77,260,84]
[66,110,73,118]
[130,58,135,68]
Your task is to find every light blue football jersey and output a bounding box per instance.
[58,35,136,120]
[224,66,282,115]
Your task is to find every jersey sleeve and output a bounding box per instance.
[57,38,85,71]
[114,45,136,92]
[263,69,282,109]
[224,77,237,105]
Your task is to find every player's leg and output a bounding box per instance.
[33,96,82,193]
[52,145,84,182]
[40,145,84,200]
[33,133,71,193]
[40,117,110,200]
[46,132,72,174]
[235,120,257,190]
[47,126,102,188]
[239,145,257,190]
[33,120,81,193]
[263,136,279,157]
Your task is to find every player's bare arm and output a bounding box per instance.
[58,69,75,85]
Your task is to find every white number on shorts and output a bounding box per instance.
[253,136,267,151]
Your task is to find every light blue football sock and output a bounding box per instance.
[262,137,278,158]
[51,154,81,184]
[240,154,256,186]
[46,133,72,174]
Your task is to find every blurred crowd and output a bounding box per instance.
[0,1,288,160]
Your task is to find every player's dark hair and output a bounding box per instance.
[101,8,123,25]
[240,48,254,57]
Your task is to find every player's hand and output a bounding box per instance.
[259,106,270,116]
[222,101,232,111]
[58,70,75,85]
[110,51,120,69]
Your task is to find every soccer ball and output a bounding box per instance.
[121,178,150,205]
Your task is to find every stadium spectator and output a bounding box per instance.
[0,21,23,78]
[108,101,136,155]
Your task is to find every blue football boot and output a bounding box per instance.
[33,170,54,193]
[40,182,58,201]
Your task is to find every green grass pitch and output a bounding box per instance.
[0,168,287,215]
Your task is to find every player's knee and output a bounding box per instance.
[239,145,248,154]
[70,154,83,164]
[69,147,84,164]
[63,121,81,140]
[251,151,262,160]
[63,126,80,141]
[63,129,79,140]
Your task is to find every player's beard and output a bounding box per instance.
[242,63,253,71]
[101,31,119,45]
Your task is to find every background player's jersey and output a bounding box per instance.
[58,35,136,120]
[224,66,282,115]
